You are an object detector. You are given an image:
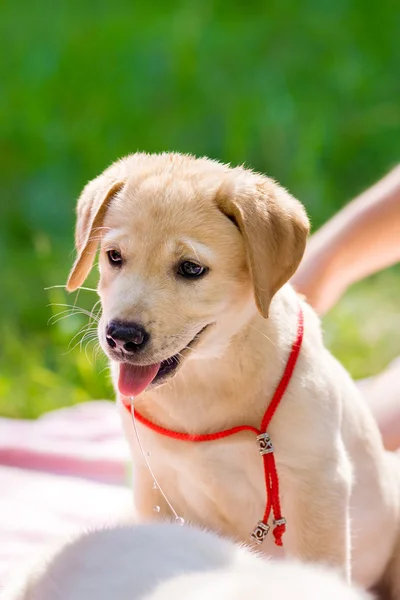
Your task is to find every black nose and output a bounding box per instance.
[106,320,149,353]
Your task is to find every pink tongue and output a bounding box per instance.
[118,362,161,398]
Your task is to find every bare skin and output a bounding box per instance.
[292,165,400,450]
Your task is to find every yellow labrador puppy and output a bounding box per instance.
[67,153,400,596]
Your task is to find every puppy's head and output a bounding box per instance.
[67,153,309,397]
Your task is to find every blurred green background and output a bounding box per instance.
[1,1,399,418]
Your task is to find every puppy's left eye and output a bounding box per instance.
[178,261,207,279]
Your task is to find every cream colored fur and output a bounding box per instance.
[1,524,370,600]
[66,153,400,597]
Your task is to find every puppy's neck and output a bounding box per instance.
[135,286,300,433]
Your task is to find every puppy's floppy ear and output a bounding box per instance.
[216,172,309,318]
[66,177,125,292]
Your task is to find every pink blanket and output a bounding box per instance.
[0,401,132,588]
[2,375,399,591]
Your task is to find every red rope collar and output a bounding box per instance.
[126,307,304,547]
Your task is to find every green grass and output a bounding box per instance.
[324,268,400,380]
[1,1,399,418]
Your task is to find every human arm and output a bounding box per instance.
[292,165,400,315]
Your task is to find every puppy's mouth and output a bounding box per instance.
[118,326,209,398]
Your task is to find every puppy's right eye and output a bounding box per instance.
[107,249,123,266]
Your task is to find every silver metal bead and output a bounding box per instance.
[250,521,270,544]
[256,432,274,455]
[273,517,286,527]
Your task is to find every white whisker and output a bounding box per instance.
[48,303,101,322]
[45,285,97,292]
[67,326,97,350]
[248,325,276,348]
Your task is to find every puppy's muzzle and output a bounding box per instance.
[106,320,149,353]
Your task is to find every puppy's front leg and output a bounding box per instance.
[285,454,352,582]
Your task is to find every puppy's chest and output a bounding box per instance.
[147,430,279,547]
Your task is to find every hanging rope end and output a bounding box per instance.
[273,517,286,546]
